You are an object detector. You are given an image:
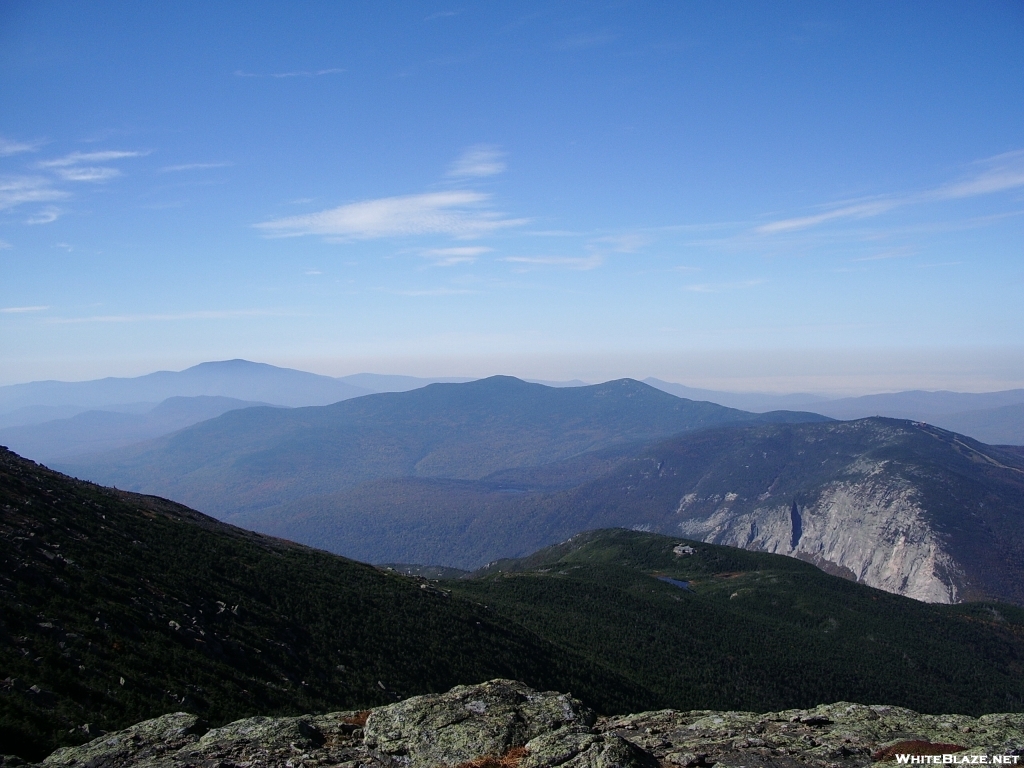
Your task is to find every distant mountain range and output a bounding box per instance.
[49,377,1024,607]
[0,395,273,462]
[0,359,369,414]
[5,361,1024,611]
[645,378,1024,444]
[0,360,585,428]
[642,378,831,411]
[224,418,1024,606]
[57,376,826,518]
[4,448,1023,760]
[0,363,596,464]
[3,360,1022,447]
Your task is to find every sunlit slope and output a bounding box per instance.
[450,528,1024,716]
[57,376,827,517]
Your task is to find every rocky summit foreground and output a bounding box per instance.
[20,680,1024,768]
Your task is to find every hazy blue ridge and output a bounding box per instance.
[0,396,274,463]
[223,418,1024,607]
[55,377,829,519]
[0,360,371,413]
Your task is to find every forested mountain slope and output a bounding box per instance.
[3,448,1024,761]
[58,377,826,518]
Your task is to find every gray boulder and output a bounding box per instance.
[521,730,656,768]
[364,679,596,767]
[42,712,204,767]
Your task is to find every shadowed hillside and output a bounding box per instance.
[3,448,1024,761]
[0,448,642,760]
[225,419,1024,605]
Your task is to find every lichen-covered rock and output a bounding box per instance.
[29,682,1024,768]
[37,709,368,768]
[364,679,595,767]
[193,713,325,752]
[521,730,655,768]
[41,712,204,766]
[598,701,1024,768]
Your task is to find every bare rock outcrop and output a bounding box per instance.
[363,679,597,766]
[602,701,1024,768]
[676,462,969,604]
[26,680,1024,768]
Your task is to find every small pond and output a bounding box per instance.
[657,576,692,591]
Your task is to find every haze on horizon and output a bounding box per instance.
[1,2,1022,395]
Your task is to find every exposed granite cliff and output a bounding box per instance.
[569,419,1024,605]
[675,458,968,604]
[18,680,1024,768]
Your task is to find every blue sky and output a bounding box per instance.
[1,2,1022,393]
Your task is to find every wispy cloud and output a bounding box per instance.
[0,137,44,156]
[930,150,1024,200]
[1,305,48,313]
[33,149,145,187]
[756,199,900,234]
[0,176,68,210]
[592,233,651,252]
[421,246,492,266]
[502,254,604,270]
[39,150,146,168]
[25,206,61,225]
[158,162,232,173]
[257,191,526,240]
[48,309,281,324]
[54,166,121,182]
[685,279,765,293]
[0,240,10,250]
[756,150,1024,235]
[234,68,344,78]
[391,287,478,296]
[447,145,506,178]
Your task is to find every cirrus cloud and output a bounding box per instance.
[39,150,146,168]
[54,166,122,182]
[421,246,492,266]
[26,206,61,225]
[0,176,68,211]
[756,150,1024,235]
[502,254,604,270]
[0,137,44,156]
[256,191,526,240]
[930,150,1024,200]
[158,162,232,173]
[447,146,506,178]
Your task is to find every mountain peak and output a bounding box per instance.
[185,358,273,371]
